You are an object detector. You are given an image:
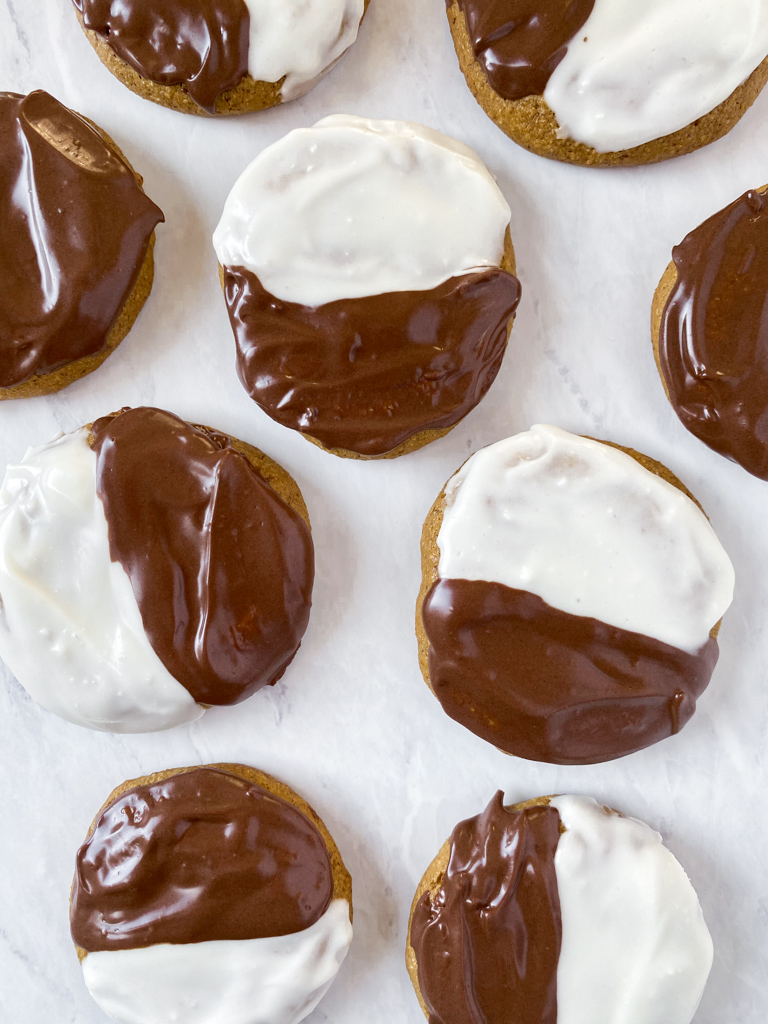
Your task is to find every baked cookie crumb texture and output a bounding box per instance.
[71,765,353,1024]
[655,186,768,480]
[72,0,367,115]
[416,425,735,764]
[0,90,163,398]
[214,115,521,458]
[408,793,713,1024]
[0,408,314,733]
[448,0,768,165]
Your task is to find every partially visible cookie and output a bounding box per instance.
[407,792,713,1024]
[416,424,735,764]
[447,0,768,166]
[653,185,768,480]
[0,90,163,398]
[214,115,521,459]
[71,764,353,1024]
[0,407,314,732]
[71,0,368,116]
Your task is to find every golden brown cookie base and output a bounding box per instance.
[405,795,558,1019]
[74,762,351,962]
[0,121,157,401]
[415,438,720,696]
[220,231,517,460]
[76,1,370,116]
[446,0,768,167]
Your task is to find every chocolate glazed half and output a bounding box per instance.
[409,793,562,1024]
[0,91,163,390]
[72,0,251,114]
[91,407,314,706]
[658,188,768,480]
[223,265,521,458]
[70,767,334,951]
[455,0,595,101]
[421,579,718,765]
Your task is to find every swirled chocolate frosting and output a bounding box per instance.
[421,579,718,765]
[224,266,521,457]
[73,0,251,113]
[91,407,314,706]
[71,767,334,951]
[410,792,562,1024]
[454,0,595,101]
[659,189,768,480]
[0,91,163,390]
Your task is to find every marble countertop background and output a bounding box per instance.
[2,1,768,1021]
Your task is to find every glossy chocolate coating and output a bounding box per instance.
[411,792,562,1024]
[659,189,768,480]
[73,0,251,113]
[224,266,521,457]
[0,91,162,389]
[71,767,334,950]
[421,578,718,765]
[455,0,595,101]
[92,407,314,706]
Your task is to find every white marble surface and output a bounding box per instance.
[1,1,767,1021]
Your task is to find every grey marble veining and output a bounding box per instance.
[1,0,767,1021]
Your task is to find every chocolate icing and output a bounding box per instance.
[71,767,334,951]
[73,0,251,113]
[224,266,521,457]
[454,0,595,101]
[91,407,314,706]
[410,792,562,1024]
[659,189,768,481]
[0,91,162,390]
[421,578,718,765]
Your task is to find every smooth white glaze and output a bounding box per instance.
[0,430,202,733]
[437,424,734,652]
[244,0,365,101]
[212,114,511,306]
[81,899,353,1024]
[551,796,713,1024]
[544,0,768,152]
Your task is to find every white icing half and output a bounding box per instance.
[212,115,511,307]
[551,796,713,1024]
[0,430,202,733]
[544,0,768,152]
[81,899,353,1024]
[243,0,365,102]
[437,424,734,652]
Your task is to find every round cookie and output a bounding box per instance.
[653,185,768,480]
[71,763,353,1024]
[446,0,768,166]
[71,0,369,116]
[0,90,163,398]
[415,424,735,764]
[407,792,713,1024]
[0,407,314,732]
[213,115,521,459]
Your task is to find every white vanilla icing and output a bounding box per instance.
[212,115,511,307]
[544,0,768,152]
[0,430,202,733]
[243,0,365,101]
[81,898,353,1024]
[551,796,713,1024]
[437,425,734,653]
